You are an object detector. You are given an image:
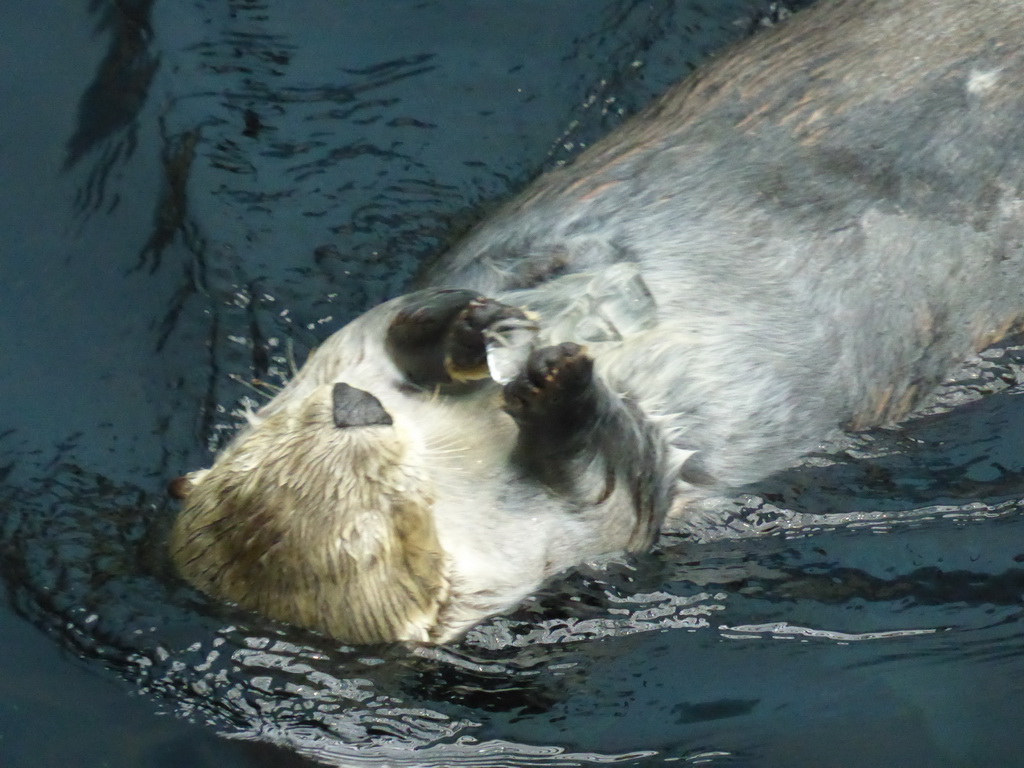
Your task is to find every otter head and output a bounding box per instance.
[169,377,450,644]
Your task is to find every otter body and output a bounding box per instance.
[172,0,1024,643]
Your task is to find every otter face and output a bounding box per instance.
[170,370,452,644]
[170,288,672,644]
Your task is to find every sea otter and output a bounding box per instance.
[171,0,1024,644]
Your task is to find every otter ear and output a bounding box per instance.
[332,383,393,428]
[167,469,209,500]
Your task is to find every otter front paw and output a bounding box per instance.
[445,298,533,382]
[503,342,594,425]
[386,289,531,388]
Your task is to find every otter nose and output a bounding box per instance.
[332,383,393,428]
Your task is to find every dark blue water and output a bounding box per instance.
[3,2,1024,766]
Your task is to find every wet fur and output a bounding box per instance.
[172,0,1024,643]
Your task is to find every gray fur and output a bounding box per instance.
[172,0,1024,643]
[427,0,1024,490]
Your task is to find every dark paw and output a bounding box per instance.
[503,342,593,422]
[445,298,530,381]
[388,289,480,346]
[386,289,480,387]
[386,289,530,388]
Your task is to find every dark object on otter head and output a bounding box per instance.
[171,0,1024,644]
[332,383,392,429]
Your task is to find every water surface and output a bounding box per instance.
[2,2,1023,766]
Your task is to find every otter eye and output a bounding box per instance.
[332,383,393,428]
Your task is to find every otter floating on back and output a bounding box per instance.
[171,0,1024,644]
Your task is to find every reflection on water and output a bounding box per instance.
[3,0,1024,766]
[65,0,158,172]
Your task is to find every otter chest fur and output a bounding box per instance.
[171,0,1024,644]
